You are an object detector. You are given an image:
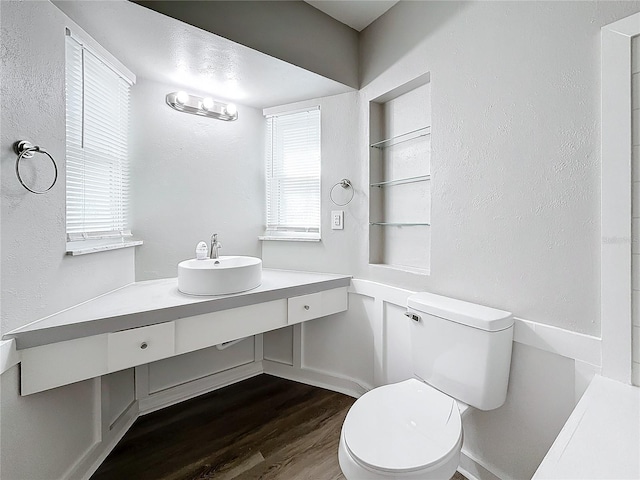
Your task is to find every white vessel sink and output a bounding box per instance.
[178,256,262,296]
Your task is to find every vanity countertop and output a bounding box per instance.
[533,375,640,479]
[4,269,351,350]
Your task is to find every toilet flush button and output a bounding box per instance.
[404,312,421,322]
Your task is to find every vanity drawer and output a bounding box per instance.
[175,299,287,355]
[287,287,348,325]
[107,322,175,373]
[21,334,108,396]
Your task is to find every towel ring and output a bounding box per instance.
[330,178,354,206]
[14,140,58,194]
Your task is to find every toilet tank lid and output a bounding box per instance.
[407,292,513,331]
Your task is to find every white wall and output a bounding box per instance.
[130,77,265,281]
[262,3,640,479]
[462,342,576,480]
[261,91,362,274]
[3,2,638,479]
[357,0,640,337]
[301,293,376,388]
[1,2,135,478]
[632,34,640,386]
[1,368,97,480]
[262,1,640,336]
[0,2,135,336]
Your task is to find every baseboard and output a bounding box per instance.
[458,465,481,480]
[139,361,264,415]
[263,360,371,398]
[65,400,139,480]
[459,449,502,480]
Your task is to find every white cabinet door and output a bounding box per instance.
[287,287,348,325]
[108,322,175,373]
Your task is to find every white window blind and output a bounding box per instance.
[65,33,132,241]
[265,108,321,239]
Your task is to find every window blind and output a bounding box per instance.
[265,108,321,237]
[65,34,132,240]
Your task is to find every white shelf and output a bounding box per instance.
[369,126,431,149]
[370,174,431,188]
[369,222,430,227]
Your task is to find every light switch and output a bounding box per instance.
[331,210,344,230]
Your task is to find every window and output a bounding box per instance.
[65,29,138,253]
[262,107,321,241]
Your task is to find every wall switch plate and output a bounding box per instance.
[331,210,344,230]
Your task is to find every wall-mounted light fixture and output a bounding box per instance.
[166,91,238,121]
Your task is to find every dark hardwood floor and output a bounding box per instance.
[92,374,467,480]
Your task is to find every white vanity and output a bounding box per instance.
[4,269,350,395]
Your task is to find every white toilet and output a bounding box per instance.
[338,292,514,479]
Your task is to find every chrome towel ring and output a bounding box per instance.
[14,140,58,194]
[329,178,354,206]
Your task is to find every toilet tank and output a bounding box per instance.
[407,292,514,411]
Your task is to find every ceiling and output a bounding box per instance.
[304,0,398,31]
[54,1,353,109]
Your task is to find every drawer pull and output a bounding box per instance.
[140,342,148,350]
[303,305,310,310]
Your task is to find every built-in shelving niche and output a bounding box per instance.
[369,73,431,273]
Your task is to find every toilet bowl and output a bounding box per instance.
[338,292,514,480]
[338,378,464,480]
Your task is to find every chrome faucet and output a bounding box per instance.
[210,234,222,259]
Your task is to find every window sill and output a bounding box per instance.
[66,239,143,256]
[259,235,321,243]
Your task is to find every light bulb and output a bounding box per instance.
[202,97,214,110]
[225,103,237,116]
[176,91,189,104]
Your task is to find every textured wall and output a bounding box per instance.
[1,2,136,479]
[131,77,265,281]
[632,34,640,386]
[261,5,640,477]
[261,2,640,336]
[0,1,135,335]
[4,2,640,479]
[357,1,640,336]
[1,368,97,480]
[261,92,363,273]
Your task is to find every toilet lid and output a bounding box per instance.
[343,379,462,473]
